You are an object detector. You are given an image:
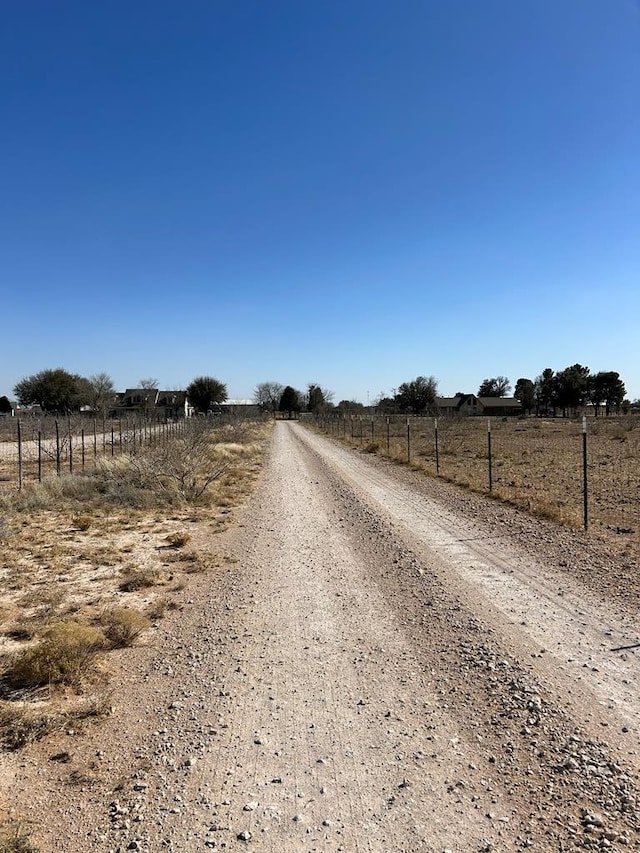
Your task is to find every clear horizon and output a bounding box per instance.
[2,1,639,403]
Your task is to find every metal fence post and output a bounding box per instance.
[68,418,73,474]
[55,420,61,475]
[435,417,439,475]
[487,419,492,492]
[407,418,411,463]
[17,419,23,490]
[582,416,588,530]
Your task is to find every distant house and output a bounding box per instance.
[437,395,480,417]
[156,390,191,419]
[111,388,192,419]
[436,394,522,417]
[119,388,160,414]
[215,399,261,417]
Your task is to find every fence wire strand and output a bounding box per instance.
[316,413,639,559]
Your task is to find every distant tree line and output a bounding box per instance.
[13,368,118,415]
[256,366,631,419]
[8,364,632,420]
[374,376,439,415]
[253,382,335,418]
[10,368,228,416]
[476,366,627,417]
[518,366,627,417]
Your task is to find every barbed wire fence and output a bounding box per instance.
[315,412,639,558]
[0,413,249,490]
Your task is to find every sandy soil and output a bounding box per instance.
[4,421,640,852]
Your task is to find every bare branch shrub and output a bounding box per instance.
[97,420,228,505]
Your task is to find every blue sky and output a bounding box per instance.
[2,0,639,403]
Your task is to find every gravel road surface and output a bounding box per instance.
[6,421,640,852]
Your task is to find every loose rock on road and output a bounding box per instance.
[8,421,640,852]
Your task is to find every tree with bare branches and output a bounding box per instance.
[254,381,284,416]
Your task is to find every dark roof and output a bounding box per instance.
[122,388,159,404]
[157,390,187,406]
[477,397,522,409]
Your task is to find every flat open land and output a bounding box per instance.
[2,421,640,851]
[330,414,640,559]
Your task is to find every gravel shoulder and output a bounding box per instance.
[4,421,640,852]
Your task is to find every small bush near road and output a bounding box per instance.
[101,607,150,648]
[118,566,165,592]
[165,531,191,548]
[6,621,105,689]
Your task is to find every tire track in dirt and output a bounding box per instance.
[6,421,640,852]
[295,424,640,739]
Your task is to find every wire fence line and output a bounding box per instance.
[314,412,640,558]
[0,413,246,490]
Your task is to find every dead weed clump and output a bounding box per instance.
[0,695,112,750]
[0,516,12,543]
[0,822,38,853]
[118,566,165,592]
[5,622,105,690]
[145,597,175,620]
[100,607,150,648]
[165,531,191,548]
[1,475,104,514]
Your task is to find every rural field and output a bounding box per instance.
[317,413,640,561]
[0,419,639,851]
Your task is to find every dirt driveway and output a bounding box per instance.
[6,421,640,851]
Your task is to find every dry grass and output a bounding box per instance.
[118,566,166,592]
[0,695,112,750]
[0,823,38,853]
[146,596,176,620]
[5,621,105,690]
[314,415,639,558]
[165,531,191,548]
[100,607,150,648]
[0,417,272,758]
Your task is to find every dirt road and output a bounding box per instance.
[7,421,640,851]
